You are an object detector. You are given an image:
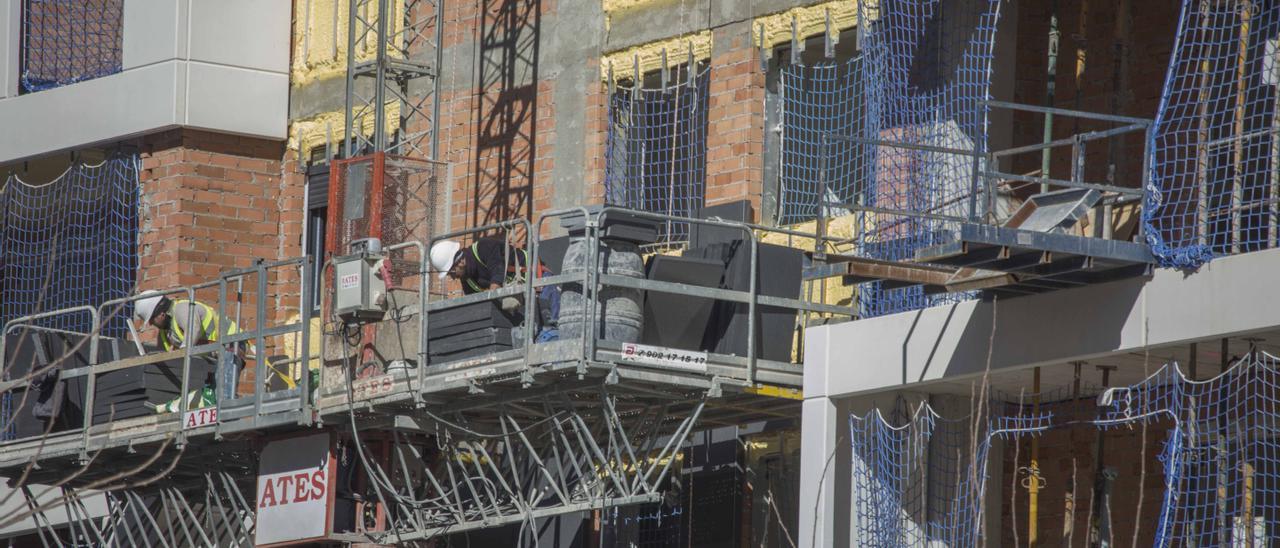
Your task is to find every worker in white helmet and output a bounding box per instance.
[133,291,252,400]
[429,238,560,342]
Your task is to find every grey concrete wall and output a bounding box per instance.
[805,247,1280,400]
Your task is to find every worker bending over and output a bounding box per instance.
[134,291,252,400]
[430,237,560,342]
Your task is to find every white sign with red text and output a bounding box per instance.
[182,407,217,429]
[620,342,708,373]
[255,432,333,546]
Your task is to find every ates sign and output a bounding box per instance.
[183,407,217,429]
[254,432,334,546]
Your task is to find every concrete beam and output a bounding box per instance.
[805,247,1280,400]
[797,393,851,548]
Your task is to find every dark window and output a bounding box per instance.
[766,29,860,226]
[605,62,710,245]
[305,163,329,312]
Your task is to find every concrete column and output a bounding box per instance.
[798,395,851,547]
[1,0,19,98]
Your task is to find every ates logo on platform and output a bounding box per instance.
[255,432,334,546]
[182,407,217,429]
[339,273,360,289]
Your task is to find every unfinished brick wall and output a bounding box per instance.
[1009,0,1180,189]
[999,419,1171,546]
[135,129,304,391]
[705,23,766,215]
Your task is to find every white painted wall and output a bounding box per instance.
[0,0,290,163]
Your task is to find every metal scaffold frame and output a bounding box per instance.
[15,470,256,547]
[344,0,443,159]
[0,206,854,542]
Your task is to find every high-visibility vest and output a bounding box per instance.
[464,243,529,293]
[162,300,239,351]
[161,301,297,389]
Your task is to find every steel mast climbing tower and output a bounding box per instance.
[343,0,443,159]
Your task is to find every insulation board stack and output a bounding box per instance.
[426,302,519,364]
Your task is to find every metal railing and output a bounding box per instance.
[419,206,857,387]
[0,256,315,456]
[0,207,855,454]
[814,100,1154,247]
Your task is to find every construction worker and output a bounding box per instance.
[430,238,560,342]
[133,291,250,401]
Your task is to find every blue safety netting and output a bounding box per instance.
[1146,0,1280,269]
[0,154,139,336]
[0,154,138,441]
[20,0,124,93]
[605,65,709,245]
[779,57,865,226]
[825,0,1001,317]
[1098,352,1280,546]
[851,352,1280,546]
[849,400,1053,547]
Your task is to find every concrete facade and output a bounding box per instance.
[799,246,1280,546]
[0,0,290,164]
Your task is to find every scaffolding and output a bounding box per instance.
[0,206,851,543]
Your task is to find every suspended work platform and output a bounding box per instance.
[914,223,1154,297]
[0,206,840,544]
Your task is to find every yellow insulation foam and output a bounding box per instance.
[602,0,665,15]
[291,0,406,87]
[752,1,869,51]
[288,102,402,159]
[281,315,323,376]
[600,30,713,83]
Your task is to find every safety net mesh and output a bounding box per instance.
[849,394,1055,546]
[0,154,139,337]
[1146,0,1280,269]
[778,57,865,226]
[1,154,139,441]
[814,0,1001,317]
[1098,352,1280,546]
[605,65,709,245]
[20,0,124,93]
[850,352,1280,546]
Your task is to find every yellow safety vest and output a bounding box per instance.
[162,301,296,389]
[161,300,237,351]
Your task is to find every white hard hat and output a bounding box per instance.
[133,290,166,323]
[429,240,463,280]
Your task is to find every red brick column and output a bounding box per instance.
[704,24,766,217]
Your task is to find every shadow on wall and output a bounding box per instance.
[473,0,541,227]
[913,278,1144,383]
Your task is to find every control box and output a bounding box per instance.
[334,252,387,324]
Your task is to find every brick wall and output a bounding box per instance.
[1009,0,1180,189]
[1000,419,1171,546]
[136,129,303,391]
[704,23,766,216]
